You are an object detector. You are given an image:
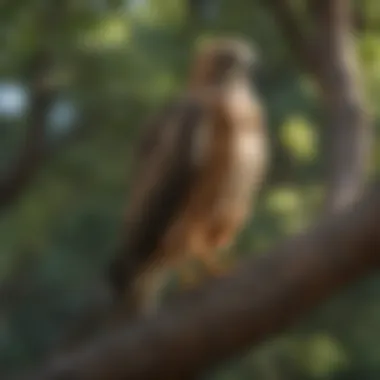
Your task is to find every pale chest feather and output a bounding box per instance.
[224,87,268,193]
[190,87,268,205]
[222,123,267,207]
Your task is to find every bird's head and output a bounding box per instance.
[190,37,257,88]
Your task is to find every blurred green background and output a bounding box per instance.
[1,0,380,379]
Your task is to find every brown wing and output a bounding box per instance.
[130,100,177,174]
[109,97,207,298]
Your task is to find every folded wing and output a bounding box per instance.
[109,97,208,301]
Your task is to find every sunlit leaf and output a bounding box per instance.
[280,115,319,163]
[295,334,349,377]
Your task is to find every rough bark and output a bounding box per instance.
[313,0,370,212]
[269,0,371,212]
[13,185,380,380]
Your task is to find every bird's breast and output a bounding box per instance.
[221,127,267,203]
[218,86,268,205]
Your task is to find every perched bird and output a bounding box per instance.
[109,37,270,316]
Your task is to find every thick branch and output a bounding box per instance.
[268,0,371,212]
[312,0,371,212]
[15,185,380,380]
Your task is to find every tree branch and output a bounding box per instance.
[268,0,372,213]
[0,0,69,213]
[13,184,380,380]
[0,52,55,211]
[311,0,371,212]
[267,0,321,75]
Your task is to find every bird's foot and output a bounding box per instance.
[202,256,235,280]
[179,272,200,291]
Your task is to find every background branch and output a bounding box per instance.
[0,0,70,212]
[267,0,371,213]
[0,52,54,211]
[312,0,371,212]
[268,0,321,74]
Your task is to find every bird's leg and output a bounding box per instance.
[197,224,237,278]
[130,265,169,317]
[177,259,201,290]
[199,250,233,278]
[177,249,234,292]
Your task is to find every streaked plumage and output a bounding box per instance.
[109,37,269,316]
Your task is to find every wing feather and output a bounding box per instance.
[109,97,207,296]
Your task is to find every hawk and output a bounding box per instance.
[109,37,269,316]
